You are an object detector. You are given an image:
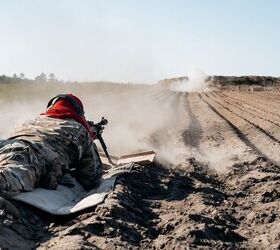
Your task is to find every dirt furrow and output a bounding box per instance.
[223,91,280,117]
[196,93,280,249]
[208,92,280,150]
[201,93,280,165]
[213,92,280,132]
[252,91,280,100]
[182,93,203,157]
[186,93,257,172]
[238,91,280,112]
[219,91,280,125]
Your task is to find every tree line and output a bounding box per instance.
[0,73,64,84]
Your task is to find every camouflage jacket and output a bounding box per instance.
[0,115,102,194]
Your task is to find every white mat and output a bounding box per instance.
[12,164,134,215]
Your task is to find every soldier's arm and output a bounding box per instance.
[73,138,103,190]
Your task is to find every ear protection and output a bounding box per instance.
[47,94,84,116]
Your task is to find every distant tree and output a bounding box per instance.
[19,73,25,80]
[48,73,57,82]
[35,73,47,82]
[0,74,20,83]
[0,74,10,83]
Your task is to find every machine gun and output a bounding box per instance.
[88,117,115,165]
[88,118,156,166]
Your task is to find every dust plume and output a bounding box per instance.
[168,69,210,92]
[0,80,240,169]
[83,84,190,165]
[0,82,190,165]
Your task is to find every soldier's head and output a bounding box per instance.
[42,94,97,139]
[46,94,85,116]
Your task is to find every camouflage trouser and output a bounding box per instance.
[0,138,102,196]
[0,139,45,195]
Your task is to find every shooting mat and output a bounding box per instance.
[12,163,134,215]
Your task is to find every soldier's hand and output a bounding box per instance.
[0,197,20,218]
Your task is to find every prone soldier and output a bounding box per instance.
[0,94,103,216]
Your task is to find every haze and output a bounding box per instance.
[0,0,279,83]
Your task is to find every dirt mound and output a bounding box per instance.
[1,156,279,249]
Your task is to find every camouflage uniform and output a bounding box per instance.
[0,115,102,196]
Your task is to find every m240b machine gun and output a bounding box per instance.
[88,117,155,166]
[88,117,115,165]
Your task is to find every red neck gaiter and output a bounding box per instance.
[41,98,96,140]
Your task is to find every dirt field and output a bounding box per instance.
[1,88,280,249]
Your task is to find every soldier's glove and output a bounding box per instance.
[0,197,20,218]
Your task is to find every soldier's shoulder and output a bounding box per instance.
[38,115,81,126]
[38,116,87,135]
[13,116,83,133]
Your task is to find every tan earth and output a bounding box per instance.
[0,85,280,249]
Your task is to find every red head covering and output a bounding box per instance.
[41,94,96,140]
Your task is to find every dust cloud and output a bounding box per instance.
[0,79,234,169]
[80,83,190,166]
[0,82,190,165]
[168,69,209,92]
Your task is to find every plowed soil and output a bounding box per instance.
[1,89,280,250]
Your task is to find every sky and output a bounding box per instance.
[0,0,279,83]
